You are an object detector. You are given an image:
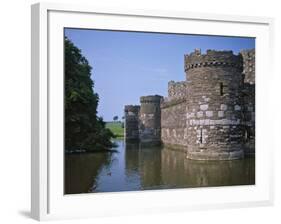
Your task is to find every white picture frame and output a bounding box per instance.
[31,2,274,221]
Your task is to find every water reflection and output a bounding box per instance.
[161,149,255,188]
[64,152,112,194]
[65,139,255,194]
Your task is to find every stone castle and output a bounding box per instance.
[124,49,255,160]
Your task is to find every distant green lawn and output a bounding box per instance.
[106,122,124,138]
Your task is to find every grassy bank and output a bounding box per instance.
[106,122,124,138]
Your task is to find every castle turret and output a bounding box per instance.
[124,105,140,142]
[241,49,255,84]
[184,50,245,160]
[139,95,163,145]
[241,49,255,155]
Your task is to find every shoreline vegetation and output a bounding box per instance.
[105,121,124,139]
[64,37,117,153]
[65,122,124,154]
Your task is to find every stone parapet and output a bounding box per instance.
[161,98,186,109]
[184,49,243,72]
[140,95,163,104]
[124,105,140,113]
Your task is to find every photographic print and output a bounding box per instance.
[64,28,255,194]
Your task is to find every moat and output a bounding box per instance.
[65,139,255,194]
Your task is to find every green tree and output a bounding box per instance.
[113,116,118,122]
[64,37,114,152]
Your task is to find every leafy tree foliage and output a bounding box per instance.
[64,37,115,152]
[113,116,118,122]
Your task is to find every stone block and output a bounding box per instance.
[234,105,241,111]
[206,111,213,117]
[218,111,224,117]
[200,104,208,110]
[220,104,227,111]
[248,106,253,112]
[204,97,210,102]
[197,111,204,118]
[204,119,210,125]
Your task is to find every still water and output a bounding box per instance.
[65,139,255,194]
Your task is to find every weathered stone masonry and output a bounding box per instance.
[184,49,245,160]
[161,81,188,150]
[124,105,140,141]
[124,49,255,160]
[241,49,255,155]
[124,96,163,146]
[139,95,163,145]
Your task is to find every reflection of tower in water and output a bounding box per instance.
[125,143,254,190]
[125,141,162,189]
[161,147,255,188]
[124,141,141,176]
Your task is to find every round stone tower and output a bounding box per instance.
[184,49,245,160]
[124,105,140,142]
[139,95,163,146]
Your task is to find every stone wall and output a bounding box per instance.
[241,49,255,155]
[161,99,187,151]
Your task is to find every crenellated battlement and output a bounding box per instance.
[124,105,140,113]
[184,49,243,71]
[168,81,187,100]
[140,95,163,104]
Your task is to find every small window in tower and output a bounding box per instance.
[245,129,250,140]
[220,82,224,96]
[200,128,203,144]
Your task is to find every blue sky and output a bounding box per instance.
[65,28,255,121]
